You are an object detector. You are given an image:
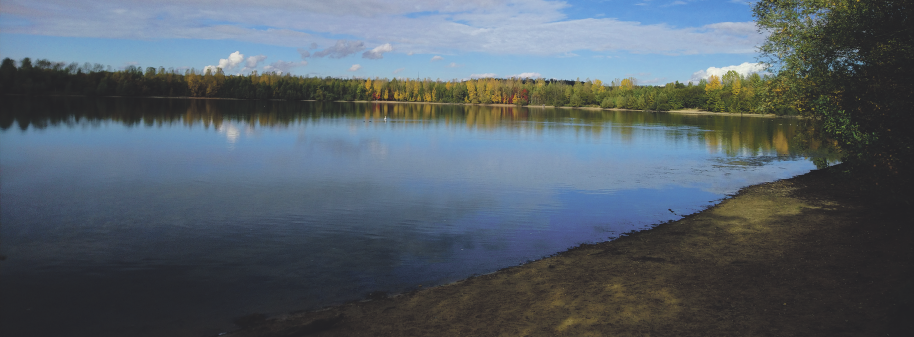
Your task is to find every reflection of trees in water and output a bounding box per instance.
[701,117,796,157]
[2,96,836,158]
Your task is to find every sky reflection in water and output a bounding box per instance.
[0,98,831,337]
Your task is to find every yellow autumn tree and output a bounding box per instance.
[620,77,636,91]
[593,79,605,96]
[466,79,477,103]
[185,70,204,97]
[475,79,487,103]
[372,78,384,99]
[705,75,723,92]
[705,75,724,112]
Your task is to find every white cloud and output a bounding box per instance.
[470,73,496,78]
[314,40,366,58]
[446,62,460,68]
[245,55,267,68]
[430,55,444,61]
[393,67,405,74]
[689,62,767,83]
[219,51,245,70]
[236,55,267,75]
[203,51,246,74]
[5,0,767,57]
[263,60,308,74]
[511,72,541,79]
[349,64,362,72]
[362,43,393,59]
[297,48,311,59]
[204,53,268,75]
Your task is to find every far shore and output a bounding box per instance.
[347,99,791,118]
[5,93,795,118]
[225,164,911,336]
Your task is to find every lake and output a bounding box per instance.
[0,97,835,336]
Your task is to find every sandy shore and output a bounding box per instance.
[23,94,789,118]
[359,100,789,118]
[224,165,912,336]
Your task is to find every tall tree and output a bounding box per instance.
[754,0,913,176]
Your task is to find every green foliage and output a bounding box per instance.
[569,93,582,107]
[754,0,914,176]
[1,56,788,117]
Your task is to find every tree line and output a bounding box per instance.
[0,57,792,115]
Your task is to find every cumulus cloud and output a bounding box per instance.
[446,62,460,68]
[689,62,767,83]
[219,51,245,70]
[297,48,311,59]
[203,51,246,74]
[512,72,542,79]
[470,73,496,78]
[263,60,308,74]
[205,53,267,75]
[235,55,267,74]
[349,64,362,72]
[362,43,393,59]
[245,55,267,68]
[314,40,365,58]
[430,55,444,61]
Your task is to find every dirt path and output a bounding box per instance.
[226,166,913,336]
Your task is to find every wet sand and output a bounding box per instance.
[225,165,912,336]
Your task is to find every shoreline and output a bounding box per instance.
[225,165,912,336]
[4,93,793,118]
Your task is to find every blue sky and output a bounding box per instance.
[0,0,767,84]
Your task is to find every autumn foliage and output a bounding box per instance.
[2,57,776,114]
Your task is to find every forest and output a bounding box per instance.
[0,57,790,115]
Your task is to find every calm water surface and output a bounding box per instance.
[0,97,834,336]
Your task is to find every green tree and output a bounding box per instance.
[569,93,582,107]
[754,0,913,176]
[0,58,17,94]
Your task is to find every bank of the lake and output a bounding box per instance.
[226,165,913,336]
[4,93,790,119]
[355,100,790,119]
[353,99,788,118]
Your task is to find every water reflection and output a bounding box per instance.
[1,97,836,159]
[1,96,837,337]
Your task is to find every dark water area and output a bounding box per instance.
[0,97,837,336]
